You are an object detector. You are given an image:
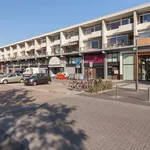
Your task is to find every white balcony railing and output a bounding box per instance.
[83,31,102,41]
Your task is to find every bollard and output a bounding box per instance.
[116,85,118,98]
[148,87,150,102]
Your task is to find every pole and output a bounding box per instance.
[136,38,139,92]
[148,87,150,102]
[116,85,118,98]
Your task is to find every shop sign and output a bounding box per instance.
[114,70,118,75]
[76,59,80,68]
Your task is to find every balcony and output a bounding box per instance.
[137,38,150,46]
[51,40,60,46]
[83,31,102,41]
[66,35,79,43]
[27,45,35,51]
[104,40,133,49]
[80,46,101,52]
[106,24,133,36]
[20,47,25,52]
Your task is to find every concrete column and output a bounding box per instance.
[102,20,107,49]
[133,11,138,46]
[119,52,123,80]
[82,55,85,76]
[104,53,108,80]
[79,27,84,52]
[60,32,66,54]
[13,64,15,72]
[46,36,51,55]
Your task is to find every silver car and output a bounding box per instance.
[0,73,24,84]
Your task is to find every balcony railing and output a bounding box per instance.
[104,40,133,48]
[137,38,150,46]
[80,47,101,52]
[63,48,79,53]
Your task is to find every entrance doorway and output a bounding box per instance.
[139,56,150,81]
[96,67,104,79]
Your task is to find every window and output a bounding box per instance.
[140,13,150,23]
[117,35,128,45]
[17,73,22,76]
[8,73,16,77]
[95,25,102,31]
[139,31,150,38]
[84,25,102,35]
[108,35,128,46]
[67,57,82,64]
[122,18,129,25]
[122,18,133,25]
[91,40,99,49]
[107,21,120,30]
[88,40,100,49]
[107,53,119,62]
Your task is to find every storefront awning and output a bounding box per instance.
[49,57,61,67]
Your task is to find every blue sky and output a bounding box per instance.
[0,0,149,46]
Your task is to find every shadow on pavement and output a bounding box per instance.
[0,89,87,150]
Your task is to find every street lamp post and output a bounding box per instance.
[134,35,140,92]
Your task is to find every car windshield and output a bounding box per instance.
[30,73,39,78]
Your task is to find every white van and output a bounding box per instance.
[23,68,40,77]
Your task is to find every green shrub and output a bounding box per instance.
[86,79,112,93]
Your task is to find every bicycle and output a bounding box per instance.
[68,80,80,91]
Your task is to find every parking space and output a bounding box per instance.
[0,80,80,106]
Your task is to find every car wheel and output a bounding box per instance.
[20,79,24,83]
[33,81,37,86]
[3,80,8,84]
[48,81,51,84]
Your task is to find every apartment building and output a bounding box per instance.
[0,3,150,81]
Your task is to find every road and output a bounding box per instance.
[0,81,150,150]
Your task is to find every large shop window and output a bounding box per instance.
[107,53,120,62]
[67,57,82,64]
[123,53,134,80]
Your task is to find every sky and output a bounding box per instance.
[0,0,149,47]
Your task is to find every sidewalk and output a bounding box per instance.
[79,87,150,107]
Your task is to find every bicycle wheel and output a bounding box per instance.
[84,83,89,92]
[76,82,83,92]
[68,82,74,90]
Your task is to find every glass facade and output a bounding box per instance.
[107,35,128,47]
[123,53,134,80]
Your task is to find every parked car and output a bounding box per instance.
[24,73,51,86]
[15,70,25,74]
[0,72,4,77]
[0,73,24,84]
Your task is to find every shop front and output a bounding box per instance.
[66,56,82,74]
[84,53,104,79]
[49,57,64,74]
[136,52,150,81]
[107,52,120,80]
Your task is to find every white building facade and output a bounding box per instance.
[1,3,150,81]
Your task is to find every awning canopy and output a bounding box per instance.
[49,57,61,66]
